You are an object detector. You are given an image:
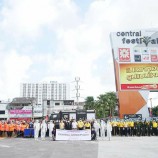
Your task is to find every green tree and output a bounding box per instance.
[105,92,118,117]
[84,92,118,119]
[84,96,95,110]
[152,105,158,116]
[97,94,108,118]
[94,100,108,119]
[97,92,117,118]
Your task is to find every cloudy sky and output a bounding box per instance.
[0,0,158,106]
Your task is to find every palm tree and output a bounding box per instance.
[105,92,117,117]
[97,94,108,118]
[84,96,95,110]
[97,92,117,118]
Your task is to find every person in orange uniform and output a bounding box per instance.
[8,121,15,137]
[20,121,28,137]
[0,121,2,137]
[5,121,10,137]
[16,121,22,137]
[0,121,5,137]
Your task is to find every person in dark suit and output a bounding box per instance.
[52,127,56,141]
[91,127,96,140]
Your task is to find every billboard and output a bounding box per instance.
[110,29,158,118]
[119,63,158,90]
[9,110,32,118]
[110,29,158,91]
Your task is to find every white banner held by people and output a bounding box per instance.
[56,129,91,140]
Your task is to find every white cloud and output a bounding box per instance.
[1,0,54,38]
[0,50,32,100]
[0,0,80,39]
[1,0,158,101]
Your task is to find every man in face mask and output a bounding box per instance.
[48,120,54,140]
[91,127,96,141]
[34,120,40,141]
[107,121,112,141]
[41,120,47,140]
[72,119,77,130]
[93,120,100,139]
[100,120,106,140]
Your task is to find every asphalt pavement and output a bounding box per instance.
[0,136,158,158]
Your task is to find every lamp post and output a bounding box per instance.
[32,102,34,121]
[30,99,34,121]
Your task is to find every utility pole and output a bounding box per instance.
[74,77,80,109]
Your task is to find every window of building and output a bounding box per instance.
[0,111,5,114]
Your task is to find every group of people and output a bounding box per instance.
[33,118,112,141]
[1,118,157,141]
[33,118,158,140]
[0,120,32,138]
[0,119,112,141]
[110,119,158,137]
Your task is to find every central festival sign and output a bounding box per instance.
[110,29,158,118]
[110,29,158,91]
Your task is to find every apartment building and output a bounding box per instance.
[20,81,70,105]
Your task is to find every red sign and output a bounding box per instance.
[151,54,158,62]
[121,84,158,90]
[119,48,131,62]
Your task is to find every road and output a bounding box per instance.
[0,136,158,158]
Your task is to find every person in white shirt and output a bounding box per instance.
[107,121,112,141]
[48,120,54,140]
[41,120,47,140]
[72,119,77,130]
[100,120,106,140]
[34,120,40,141]
[93,120,100,139]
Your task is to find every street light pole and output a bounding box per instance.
[32,103,34,121]
[75,77,80,109]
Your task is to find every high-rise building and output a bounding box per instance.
[20,81,70,105]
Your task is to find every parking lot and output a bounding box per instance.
[0,136,158,158]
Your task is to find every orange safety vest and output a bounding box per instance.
[5,124,9,131]
[9,124,15,132]
[1,124,5,131]
[0,123,1,131]
[16,124,21,131]
[4,123,7,131]
[21,124,27,131]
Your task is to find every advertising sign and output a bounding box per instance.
[33,105,43,117]
[124,114,142,120]
[56,129,91,141]
[9,110,32,118]
[110,29,158,91]
[119,63,158,90]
